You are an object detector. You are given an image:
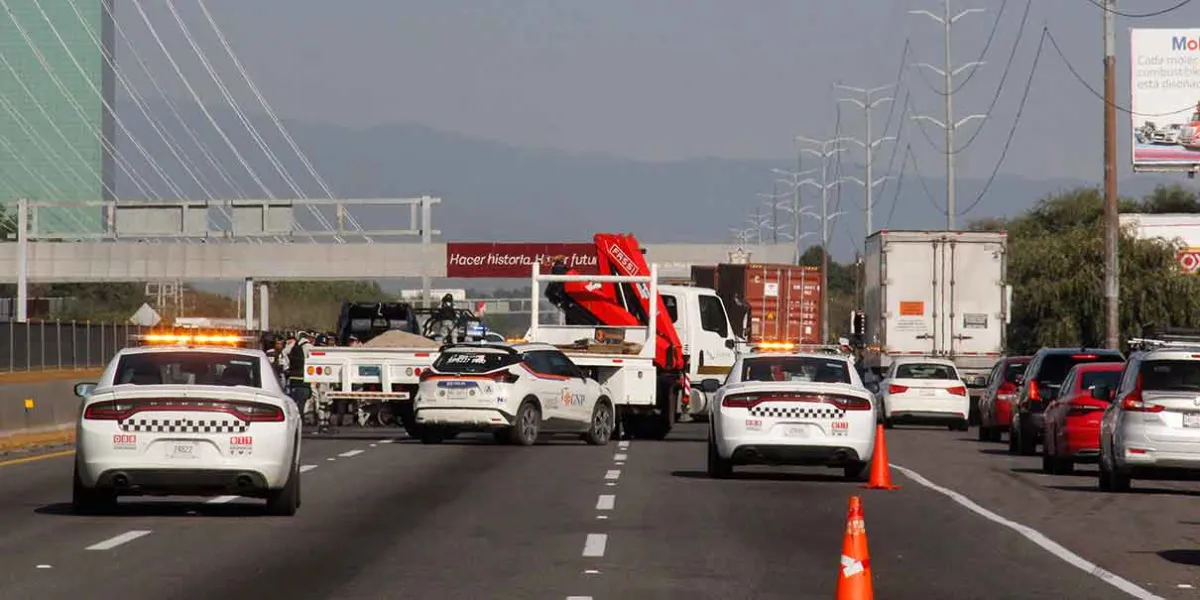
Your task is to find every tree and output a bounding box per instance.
[265,280,393,331]
[1004,188,1200,354]
[1133,184,1200,214]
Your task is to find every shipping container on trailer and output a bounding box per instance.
[690,265,718,290]
[712,263,824,345]
[862,230,1010,382]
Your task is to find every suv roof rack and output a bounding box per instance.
[1128,326,1200,351]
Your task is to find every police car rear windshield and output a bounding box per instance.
[741,356,851,384]
[114,352,262,387]
[432,349,520,374]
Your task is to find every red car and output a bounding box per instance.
[1041,361,1124,474]
[977,356,1031,442]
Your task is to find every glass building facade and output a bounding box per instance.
[0,0,114,236]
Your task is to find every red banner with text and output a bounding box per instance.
[446,242,600,278]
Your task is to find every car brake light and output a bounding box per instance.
[888,384,908,394]
[832,396,873,411]
[83,401,135,420]
[947,386,967,396]
[1072,354,1097,359]
[233,401,286,422]
[1028,380,1041,402]
[491,371,520,384]
[1121,374,1163,413]
[722,393,870,410]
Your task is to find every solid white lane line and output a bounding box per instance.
[596,494,615,510]
[614,453,628,461]
[338,449,365,458]
[892,464,1165,600]
[604,469,620,480]
[207,495,238,504]
[300,464,318,473]
[582,534,607,557]
[566,596,593,600]
[86,530,152,551]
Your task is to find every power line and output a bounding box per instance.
[1046,27,1198,117]
[1082,0,1194,18]
[954,27,1047,217]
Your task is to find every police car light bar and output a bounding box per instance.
[749,341,848,354]
[133,331,257,347]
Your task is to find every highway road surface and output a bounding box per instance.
[0,423,1195,599]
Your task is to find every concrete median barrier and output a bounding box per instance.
[0,369,102,452]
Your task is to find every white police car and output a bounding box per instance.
[704,350,877,480]
[72,331,302,515]
[414,342,615,446]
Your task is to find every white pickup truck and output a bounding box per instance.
[304,261,743,439]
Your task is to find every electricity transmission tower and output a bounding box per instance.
[836,84,897,241]
[909,0,989,229]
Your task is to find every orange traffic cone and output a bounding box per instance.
[862,423,900,490]
[836,496,874,600]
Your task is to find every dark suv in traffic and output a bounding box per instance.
[1010,347,1125,455]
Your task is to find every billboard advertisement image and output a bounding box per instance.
[1130,28,1200,170]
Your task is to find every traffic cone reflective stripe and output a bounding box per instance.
[862,423,900,490]
[836,496,873,600]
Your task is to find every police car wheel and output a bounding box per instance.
[706,431,733,478]
[843,460,870,482]
[509,400,541,446]
[71,465,116,515]
[584,399,614,446]
[266,462,300,516]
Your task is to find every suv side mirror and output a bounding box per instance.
[724,339,737,350]
[1091,384,1111,401]
[699,378,722,394]
[74,382,96,398]
[865,382,880,394]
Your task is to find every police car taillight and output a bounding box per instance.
[83,401,136,420]
[234,401,285,422]
[490,371,520,384]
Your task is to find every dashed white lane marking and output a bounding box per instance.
[596,515,608,520]
[300,464,318,473]
[614,453,627,461]
[327,457,336,461]
[378,439,394,444]
[582,534,607,557]
[369,443,377,448]
[566,596,593,599]
[893,464,1166,600]
[604,469,620,480]
[86,530,152,551]
[583,569,601,575]
[338,449,365,458]
[207,495,238,504]
[615,461,625,466]
[605,482,616,487]
[36,565,51,569]
[596,494,615,510]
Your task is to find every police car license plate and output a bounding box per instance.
[1184,413,1200,428]
[783,425,809,438]
[167,442,197,459]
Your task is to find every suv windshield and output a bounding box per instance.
[114,352,262,387]
[895,363,958,380]
[1140,360,1200,392]
[432,349,520,373]
[1037,352,1124,385]
[740,356,851,384]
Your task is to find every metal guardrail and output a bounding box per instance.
[0,321,150,372]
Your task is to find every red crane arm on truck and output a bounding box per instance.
[545,233,685,372]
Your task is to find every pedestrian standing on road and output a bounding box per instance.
[285,332,313,427]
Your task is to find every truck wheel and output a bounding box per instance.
[509,400,541,446]
[584,399,615,445]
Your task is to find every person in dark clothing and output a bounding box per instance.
[286,332,313,425]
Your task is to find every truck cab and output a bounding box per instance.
[658,284,739,417]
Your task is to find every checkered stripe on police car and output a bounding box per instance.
[120,418,250,434]
[749,405,844,419]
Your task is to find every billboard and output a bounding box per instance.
[446,242,599,278]
[1130,29,1200,170]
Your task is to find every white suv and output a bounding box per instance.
[1099,345,1200,492]
[414,343,615,446]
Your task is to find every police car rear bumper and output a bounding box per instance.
[729,443,865,467]
[92,468,276,497]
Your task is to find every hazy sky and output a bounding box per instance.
[112,0,1200,187]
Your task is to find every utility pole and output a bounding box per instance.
[771,167,818,264]
[796,137,849,343]
[756,184,791,246]
[910,0,987,229]
[1103,0,1119,349]
[837,84,897,242]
